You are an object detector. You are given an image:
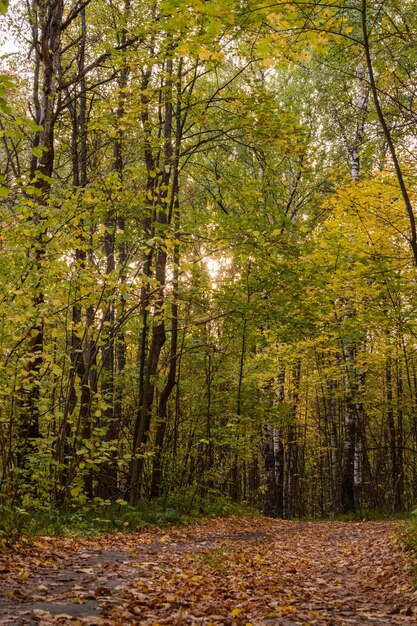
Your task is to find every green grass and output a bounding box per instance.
[0,494,259,544]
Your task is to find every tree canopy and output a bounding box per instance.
[1,0,417,518]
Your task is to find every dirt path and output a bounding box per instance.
[0,517,415,625]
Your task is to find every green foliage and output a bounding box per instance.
[400,512,417,582]
[1,0,417,529]
[0,496,259,543]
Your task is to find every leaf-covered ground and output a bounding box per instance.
[0,517,415,625]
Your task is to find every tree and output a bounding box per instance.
[1,0,417,517]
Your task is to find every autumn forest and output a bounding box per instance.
[1,0,417,524]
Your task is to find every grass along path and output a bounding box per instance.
[0,516,415,625]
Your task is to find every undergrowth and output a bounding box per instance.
[301,510,413,522]
[2,494,413,548]
[401,508,417,583]
[0,493,259,545]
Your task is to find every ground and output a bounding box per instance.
[0,517,416,625]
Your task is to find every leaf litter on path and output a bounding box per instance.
[0,517,415,625]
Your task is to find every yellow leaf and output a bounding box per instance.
[198,46,211,60]
[230,608,242,616]
[276,605,297,613]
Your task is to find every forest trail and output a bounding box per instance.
[0,517,415,626]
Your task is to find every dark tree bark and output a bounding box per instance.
[150,223,179,499]
[129,50,175,504]
[19,0,64,462]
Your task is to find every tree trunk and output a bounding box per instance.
[129,50,175,504]
[19,0,63,466]
[150,192,180,499]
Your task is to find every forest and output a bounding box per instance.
[1,0,417,523]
